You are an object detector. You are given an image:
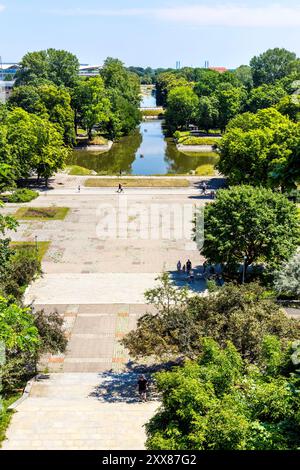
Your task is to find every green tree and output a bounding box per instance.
[196,96,219,133]
[9,84,76,146]
[100,58,141,138]
[0,297,39,352]
[250,48,297,86]
[199,185,300,277]
[122,279,299,361]
[247,84,287,113]
[234,65,253,90]
[276,94,300,122]
[165,86,199,133]
[6,108,69,185]
[0,298,67,394]
[100,57,141,107]
[156,71,190,106]
[0,201,18,287]
[193,69,221,97]
[145,339,300,450]
[218,108,300,189]
[16,49,80,88]
[213,83,247,132]
[73,77,111,139]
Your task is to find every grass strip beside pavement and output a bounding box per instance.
[0,393,22,448]
[10,241,51,262]
[84,178,190,188]
[15,207,69,220]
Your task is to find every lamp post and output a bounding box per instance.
[242,255,247,284]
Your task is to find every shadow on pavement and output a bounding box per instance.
[168,268,207,294]
[89,360,182,403]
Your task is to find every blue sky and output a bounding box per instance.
[1,1,300,68]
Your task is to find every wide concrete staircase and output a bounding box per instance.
[2,373,159,450]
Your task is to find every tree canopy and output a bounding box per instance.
[146,338,300,450]
[122,278,299,361]
[218,108,300,189]
[199,185,300,276]
[9,83,76,146]
[250,48,297,86]
[15,49,80,88]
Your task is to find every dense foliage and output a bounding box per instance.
[0,297,67,394]
[0,51,142,191]
[198,186,300,277]
[146,338,300,450]
[157,48,300,138]
[122,277,300,361]
[218,108,300,189]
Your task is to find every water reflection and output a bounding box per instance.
[68,120,219,175]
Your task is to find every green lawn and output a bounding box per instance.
[66,165,93,176]
[15,207,69,220]
[85,178,190,188]
[10,241,51,262]
[0,393,22,447]
[178,136,220,146]
[141,109,165,117]
[89,135,109,145]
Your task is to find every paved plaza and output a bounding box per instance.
[2,177,209,450]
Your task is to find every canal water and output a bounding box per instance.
[68,91,219,175]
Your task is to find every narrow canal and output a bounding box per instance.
[68,89,219,175]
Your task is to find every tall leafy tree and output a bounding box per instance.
[247,83,287,113]
[9,84,76,146]
[250,48,297,86]
[218,108,300,189]
[16,49,80,88]
[196,96,219,133]
[165,86,199,133]
[199,185,300,277]
[234,65,253,90]
[6,108,69,185]
[100,58,141,138]
[213,83,247,132]
[73,77,111,139]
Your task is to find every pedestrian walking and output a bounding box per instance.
[117,183,124,193]
[78,185,81,193]
[186,259,192,274]
[201,182,207,195]
[137,375,148,402]
[182,264,186,274]
[177,260,182,272]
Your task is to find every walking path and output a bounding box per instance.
[3,374,159,450]
[2,179,210,450]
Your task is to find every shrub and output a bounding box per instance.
[34,309,67,355]
[180,136,219,146]
[2,188,38,203]
[1,247,41,300]
[89,135,108,145]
